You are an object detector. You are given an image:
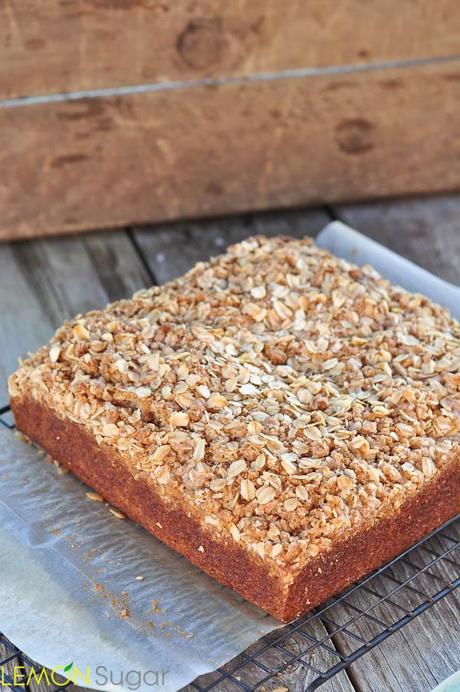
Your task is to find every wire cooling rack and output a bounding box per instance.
[0,404,459,692]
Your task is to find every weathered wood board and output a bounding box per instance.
[2,0,459,98]
[325,566,460,692]
[1,59,460,240]
[334,194,460,285]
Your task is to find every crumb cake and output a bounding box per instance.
[9,236,460,621]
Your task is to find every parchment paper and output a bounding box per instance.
[0,222,458,692]
[316,222,460,319]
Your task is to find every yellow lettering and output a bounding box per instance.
[27,668,51,686]
[13,666,26,686]
[50,668,70,687]
[73,666,91,686]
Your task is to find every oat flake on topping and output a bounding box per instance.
[9,235,460,577]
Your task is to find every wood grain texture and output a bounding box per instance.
[333,194,460,285]
[327,551,460,692]
[1,0,459,99]
[0,231,150,403]
[2,59,460,241]
[133,207,330,282]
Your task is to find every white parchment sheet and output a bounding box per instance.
[0,223,458,692]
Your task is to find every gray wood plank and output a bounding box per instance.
[0,231,151,403]
[333,194,460,285]
[132,208,330,283]
[327,572,460,692]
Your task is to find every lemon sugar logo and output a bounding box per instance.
[0,663,168,689]
[0,662,91,687]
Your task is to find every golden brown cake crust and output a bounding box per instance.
[11,395,459,622]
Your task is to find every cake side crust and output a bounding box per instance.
[11,394,290,620]
[11,395,459,622]
[285,456,459,620]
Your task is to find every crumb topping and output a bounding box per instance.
[9,236,460,574]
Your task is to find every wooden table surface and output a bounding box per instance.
[0,194,459,692]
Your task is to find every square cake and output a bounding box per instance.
[9,236,460,621]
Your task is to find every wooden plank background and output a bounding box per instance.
[0,0,459,240]
[2,58,460,240]
[0,194,459,691]
[2,0,459,98]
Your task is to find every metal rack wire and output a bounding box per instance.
[191,516,459,691]
[0,404,458,692]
